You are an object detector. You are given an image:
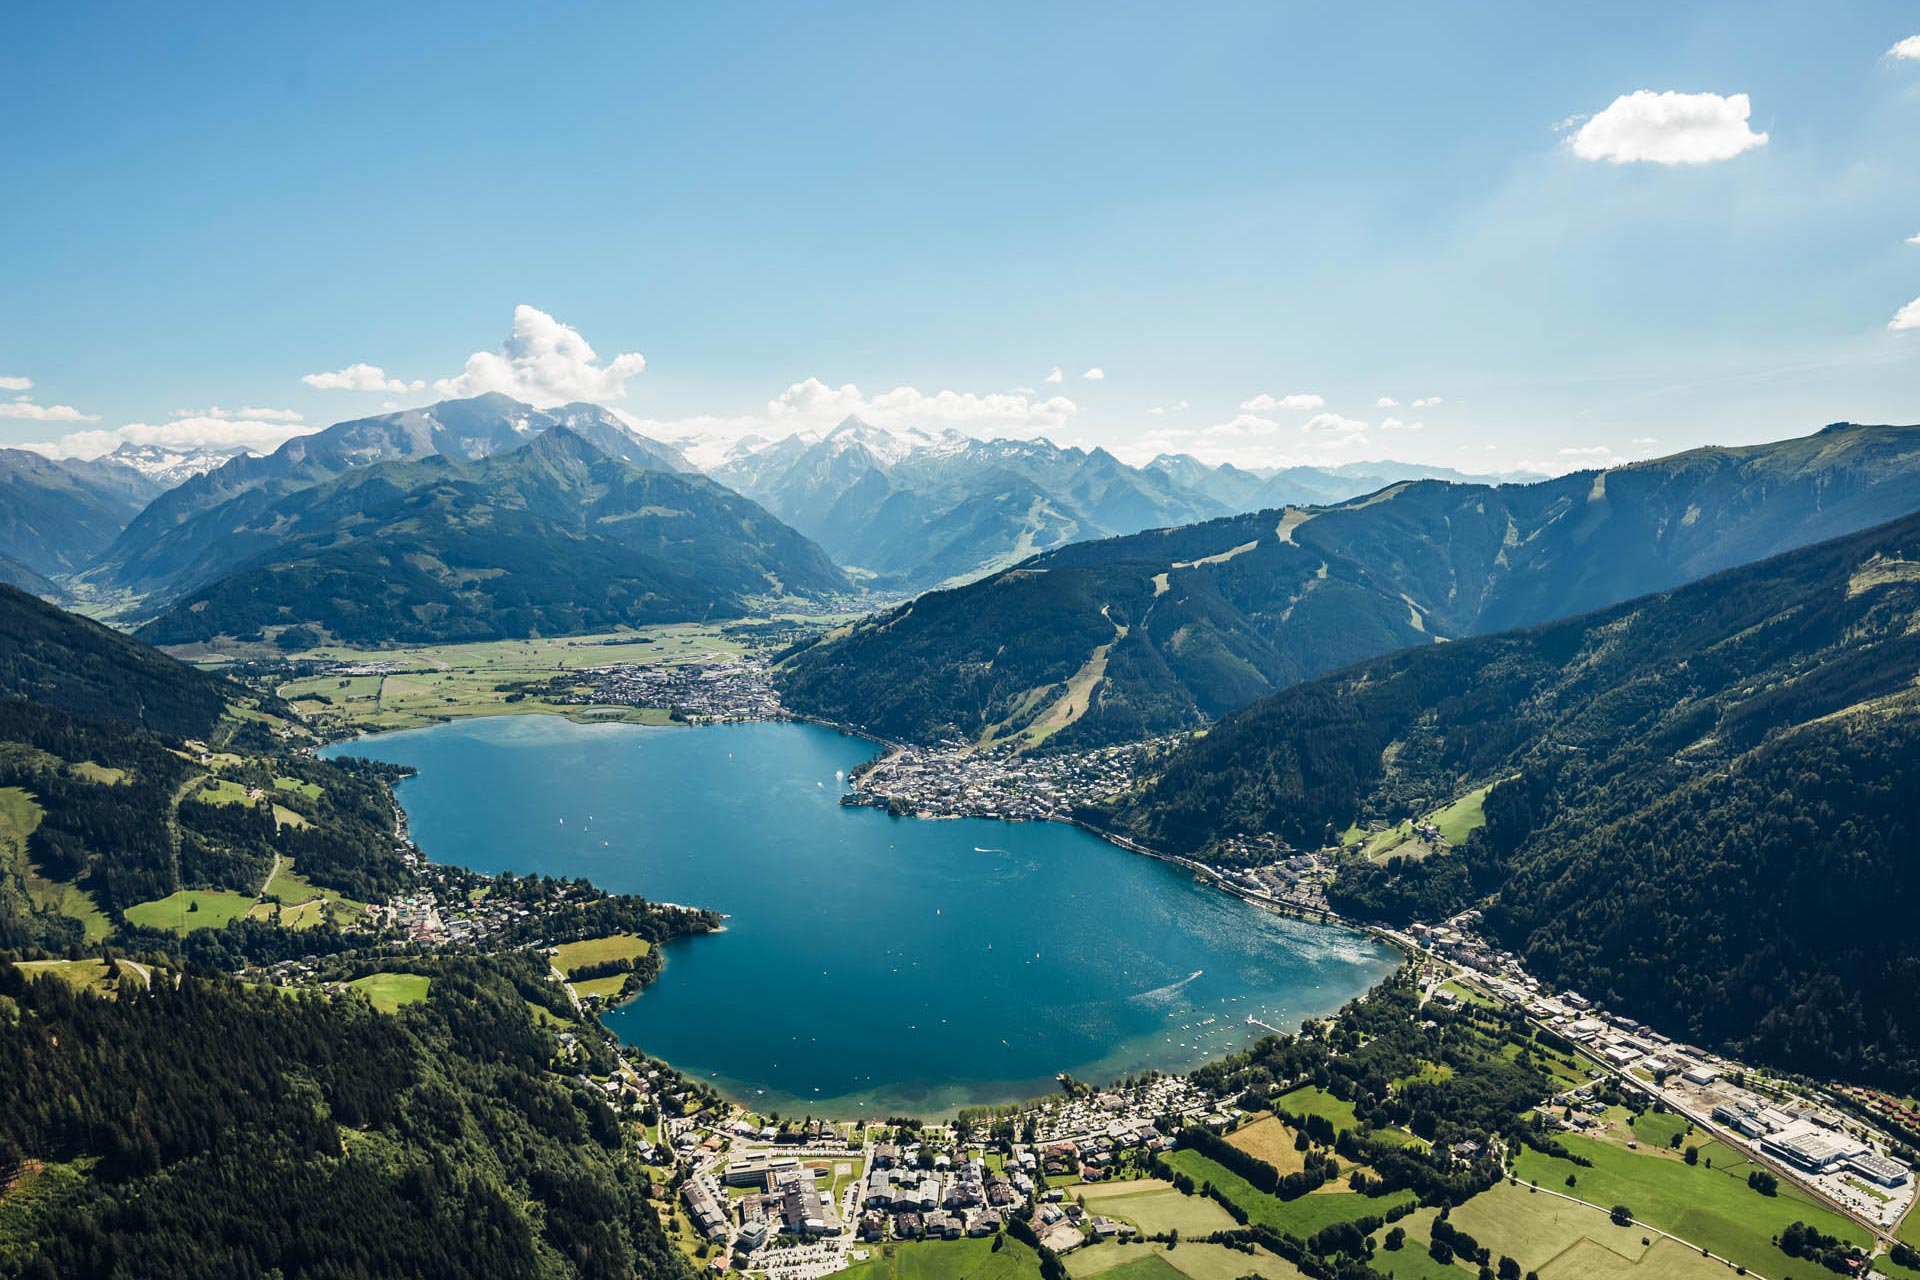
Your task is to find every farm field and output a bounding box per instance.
[836,1236,1043,1280]
[12,958,146,994]
[0,785,112,941]
[1066,1242,1308,1280]
[346,971,431,1012]
[1273,1086,1360,1132]
[1513,1132,1869,1278]
[123,888,256,932]
[552,932,652,975]
[1075,1179,1238,1235]
[1161,1151,1412,1237]
[1225,1116,1310,1175]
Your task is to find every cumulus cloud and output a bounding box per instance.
[26,412,322,461]
[180,405,304,422]
[1892,298,1920,331]
[1907,233,1920,245]
[0,376,32,392]
[1375,396,1400,408]
[1080,367,1105,381]
[1889,35,1920,59]
[302,362,423,393]
[1632,436,1660,445]
[432,305,645,407]
[1043,367,1064,384]
[1379,418,1424,431]
[0,396,99,422]
[1569,90,1768,166]
[1411,396,1443,408]
[1241,392,1325,412]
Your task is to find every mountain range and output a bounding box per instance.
[712,419,1532,590]
[1102,505,1920,1088]
[0,447,167,585]
[776,421,1920,746]
[132,424,846,648]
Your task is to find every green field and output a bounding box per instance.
[272,775,323,799]
[1513,1132,1869,1277]
[253,859,365,929]
[570,974,632,1001]
[1067,1242,1307,1280]
[194,777,255,806]
[1076,1179,1238,1235]
[346,971,431,1012]
[250,623,777,732]
[12,958,145,994]
[1274,1085,1361,1132]
[1450,1181,1747,1280]
[1161,1151,1413,1237]
[835,1235,1043,1280]
[552,932,653,975]
[123,888,257,932]
[1424,782,1499,846]
[1624,1111,1692,1150]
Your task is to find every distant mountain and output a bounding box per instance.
[106,440,264,486]
[1105,508,1920,1089]
[136,425,847,649]
[0,447,167,579]
[713,419,1231,588]
[778,422,1920,747]
[1144,454,1542,514]
[83,394,695,600]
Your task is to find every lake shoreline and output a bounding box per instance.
[323,713,1402,1119]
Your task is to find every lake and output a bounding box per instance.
[323,716,1398,1117]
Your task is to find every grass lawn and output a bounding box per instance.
[1625,1112,1693,1151]
[194,777,255,806]
[1068,1242,1308,1280]
[123,888,257,932]
[272,775,324,799]
[571,974,632,1001]
[271,803,309,828]
[259,860,366,929]
[1274,1085,1360,1132]
[1225,1115,1309,1175]
[346,972,431,1012]
[552,932,653,975]
[1076,1179,1238,1235]
[836,1235,1043,1280]
[1513,1132,1869,1278]
[1424,781,1502,847]
[1,786,112,942]
[69,761,125,784]
[1162,1151,1412,1238]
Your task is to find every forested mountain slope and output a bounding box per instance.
[1107,508,1920,1089]
[779,422,1920,746]
[134,426,847,648]
[83,394,694,600]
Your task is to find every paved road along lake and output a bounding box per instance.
[325,716,1398,1116]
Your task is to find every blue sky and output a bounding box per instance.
[3,1,1917,474]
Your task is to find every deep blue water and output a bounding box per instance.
[323,717,1397,1116]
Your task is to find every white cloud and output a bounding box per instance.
[0,376,32,392]
[1631,436,1659,445]
[1146,407,1166,416]
[1889,35,1920,59]
[180,404,304,422]
[1375,396,1400,407]
[26,412,322,461]
[0,397,98,422]
[1560,445,1613,457]
[1379,418,1424,431]
[1080,367,1105,381]
[1411,396,1444,408]
[432,305,646,406]
[1892,297,1920,331]
[1174,400,1189,410]
[1241,392,1325,412]
[303,362,424,393]
[763,377,1079,434]
[1043,367,1063,384]
[1569,90,1768,166]
[1907,233,1920,245]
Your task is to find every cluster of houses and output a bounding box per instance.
[855,1148,1019,1242]
[578,658,786,723]
[844,738,1167,823]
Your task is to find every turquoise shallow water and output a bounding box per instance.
[323,717,1397,1116]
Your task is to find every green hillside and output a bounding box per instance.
[779,422,1920,746]
[1108,508,1920,1089]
